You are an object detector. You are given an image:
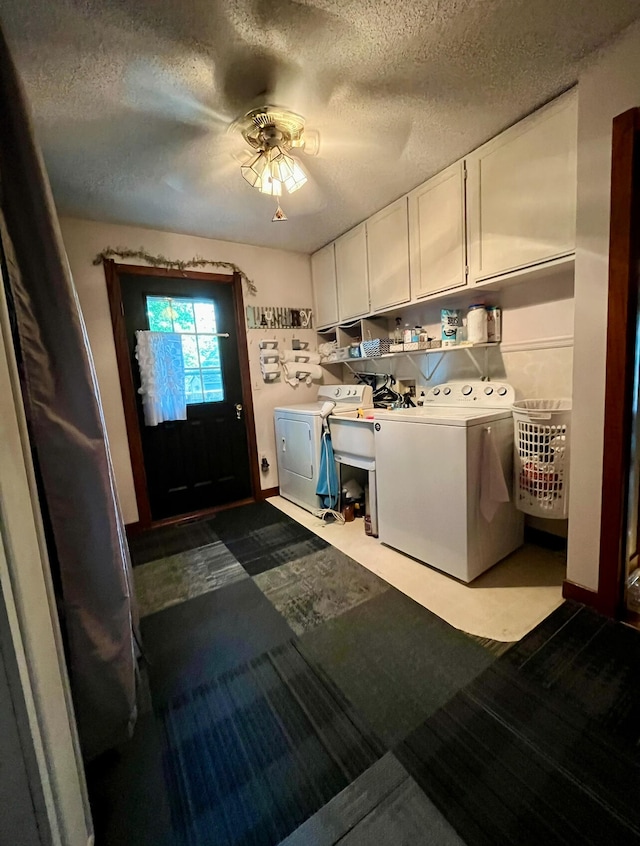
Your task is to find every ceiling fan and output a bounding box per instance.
[229,105,321,221]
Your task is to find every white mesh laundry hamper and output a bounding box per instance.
[512,399,571,519]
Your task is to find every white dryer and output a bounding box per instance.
[373,381,523,582]
[274,384,373,512]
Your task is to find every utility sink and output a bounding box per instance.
[328,412,375,470]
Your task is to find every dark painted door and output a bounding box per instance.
[121,274,252,520]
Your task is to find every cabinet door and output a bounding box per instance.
[467,91,577,283]
[335,223,369,321]
[367,197,411,311]
[311,243,338,329]
[408,161,467,298]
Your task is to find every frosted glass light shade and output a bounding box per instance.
[241,147,307,195]
[258,173,282,196]
[240,151,269,188]
[284,159,308,193]
[269,147,295,182]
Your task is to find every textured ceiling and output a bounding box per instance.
[1,0,639,253]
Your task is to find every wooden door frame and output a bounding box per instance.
[563,107,640,617]
[103,259,261,530]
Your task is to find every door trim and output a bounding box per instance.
[103,260,260,529]
[562,107,640,618]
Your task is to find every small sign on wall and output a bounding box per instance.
[246,306,313,330]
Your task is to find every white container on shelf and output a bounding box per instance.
[467,304,488,344]
[487,306,501,342]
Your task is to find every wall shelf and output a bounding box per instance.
[324,343,498,382]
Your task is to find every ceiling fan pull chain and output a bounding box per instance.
[272,203,288,222]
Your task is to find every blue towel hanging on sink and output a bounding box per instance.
[316,431,339,509]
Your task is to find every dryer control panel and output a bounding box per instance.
[423,381,515,407]
[317,384,373,407]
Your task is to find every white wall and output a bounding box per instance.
[566,19,640,590]
[60,217,323,525]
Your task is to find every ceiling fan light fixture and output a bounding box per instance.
[284,159,307,193]
[258,172,282,196]
[240,151,269,188]
[269,147,295,182]
[236,111,310,213]
[242,147,307,196]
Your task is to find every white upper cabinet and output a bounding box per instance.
[311,243,339,329]
[466,90,577,283]
[408,160,467,299]
[335,223,370,321]
[367,197,411,312]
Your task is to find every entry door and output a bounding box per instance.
[121,273,252,520]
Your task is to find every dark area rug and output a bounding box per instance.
[98,500,615,846]
[254,546,390,635]
[396,601,640,846]
[279,752,464,846]
[299,588,496,747]
[226,520,329,576]
[141,579,296,708]
[160,640,385,846]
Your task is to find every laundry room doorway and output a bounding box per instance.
[104,261,259,528]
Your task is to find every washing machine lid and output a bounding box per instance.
[371,407,513,427]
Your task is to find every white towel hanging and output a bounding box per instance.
[479,426,510,523]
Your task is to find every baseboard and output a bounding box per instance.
[258,486,279,500]
[562,579,600,607]
[125,520,143,537]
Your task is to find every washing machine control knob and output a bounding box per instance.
[334,388,342,397]
[484,386,494,395]
[432,388,440,395]
[443,387,452,395]
[497,387,508,396]
[461,385,473,396]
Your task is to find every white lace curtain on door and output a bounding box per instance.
[135,330,187,426]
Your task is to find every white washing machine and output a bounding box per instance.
[373,381,523,582]
[274,384,373,512]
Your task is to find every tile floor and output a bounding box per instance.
[268,495,566,642]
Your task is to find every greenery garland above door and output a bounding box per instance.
[93,247,258,295]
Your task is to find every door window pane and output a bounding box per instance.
[171,300,196,333]
[194,301,217,333]
[181,334,199,369]
[197,335,220,368]
[145,295,225,405]
[202,369,224,402]
[184,370,204,404]
[146,296,174,332]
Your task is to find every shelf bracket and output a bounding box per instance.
[462,346,489,379]
[403,352,444,383]
[341,360,359,376]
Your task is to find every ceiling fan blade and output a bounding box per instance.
[160,132,247,195]
[125,60,233,130]
[313,113,412,161]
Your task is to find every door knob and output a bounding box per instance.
[235,403,243,420]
